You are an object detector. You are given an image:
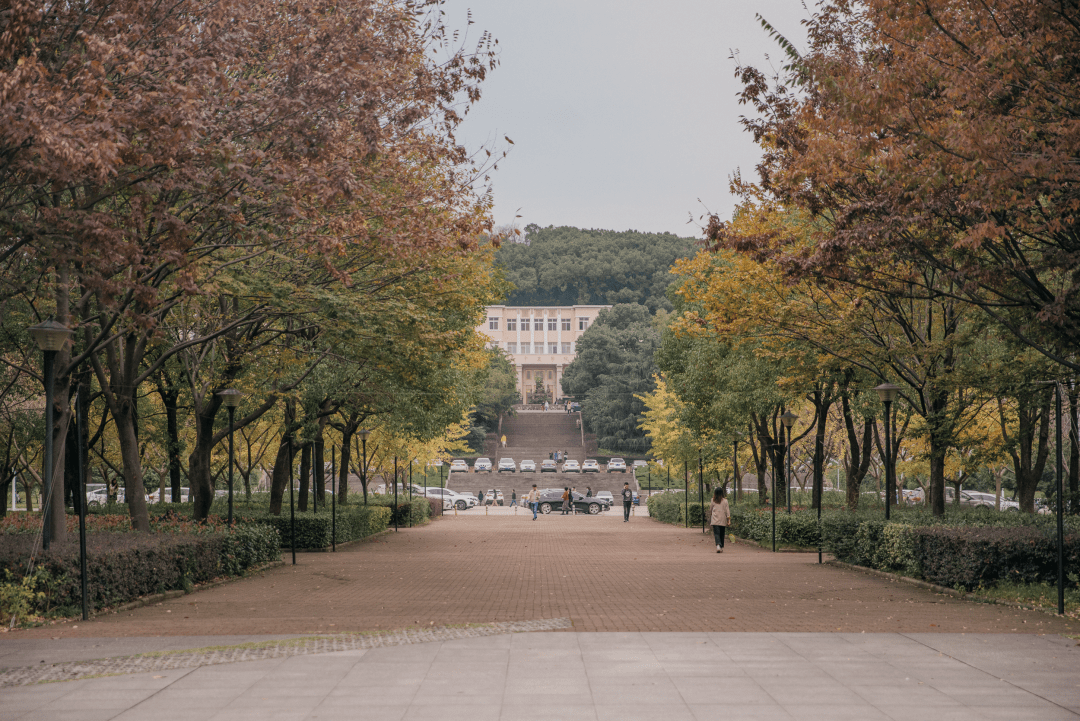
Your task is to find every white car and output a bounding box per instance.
[422,487,476,511]
[473,457,493,473]
[606,458,627,473]
[562,460,581,473]
[449,459,469,473]
[498,458,517,473]
[520,460,536,472]
[595,491,614,505]
[581,459,600,473]
[484,489,505,505]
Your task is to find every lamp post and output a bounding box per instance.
[875,383,899,521]
[393,456,399,532]
[781,411,797,517]
[217,389,242,527]
[698,449,705,534]
[684,461,688,528]
[358,429,371,503]
[288,441,296,565]
[75,386,89,620]
[29,320,72,551]
[733,432,741,504]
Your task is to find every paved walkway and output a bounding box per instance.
[4,632,1078,720]
[5,513,1080,720]
[12,512,1078,638]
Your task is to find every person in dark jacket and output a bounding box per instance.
[622,482,633,522]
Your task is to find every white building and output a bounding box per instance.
[478,305,610,403]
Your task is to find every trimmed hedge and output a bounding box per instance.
[250,505,391,548]
[0,525,280,617]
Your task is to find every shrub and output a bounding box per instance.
[256,505,391,548]
[0,527,279,619]
[646,493,683,525]
[914,526,1080,591]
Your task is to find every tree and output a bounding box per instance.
[562,304,659,453]
[497,227,694,312]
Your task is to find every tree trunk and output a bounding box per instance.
[298,443,310,512]
[113,400,151,531]
[1000,391,1052,513]
[269,400,297,515]
[810,389,833,511]
[156,372,183,503]
[64,413,80,514]
[187,392,223,521]
[338,426,355,504]
[747,426,769,505]
[314,435,326,505]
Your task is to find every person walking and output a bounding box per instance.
[528,484,540,520]
[621,482,633,522]
[710,486,731,553]
[585,486,592,498]
[500,434,507,448]
[561,487,571,515]
[478,489,485,506]
[510,489,518,507]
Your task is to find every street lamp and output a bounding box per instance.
[217,389,242,527]
[29,320,72,551]
[781,410,798,516]
[358,429,371,503]
[732,431,742,504]
[874,383,899,521]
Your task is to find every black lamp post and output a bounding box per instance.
[331,444,336,552]
[75,386,89,619]
[393,455,399,532]
[781,411,797,516]
[359,429,371,503]
[698,449,705,534]
[29,320,72,551]
[733,432,741,504]
[875,383,899,521]
[217,389,242,527]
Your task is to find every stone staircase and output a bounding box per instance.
[449,410,639,497]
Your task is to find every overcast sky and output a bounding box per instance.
[441,0,809,238]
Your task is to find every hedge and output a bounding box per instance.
[249,505,391,548]
[650,497,1080,591]
[0,525,280,619]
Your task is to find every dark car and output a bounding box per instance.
[534,490,609,515]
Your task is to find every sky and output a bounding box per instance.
[440,0,809,239]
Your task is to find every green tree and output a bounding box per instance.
[562,304,659,453]
[497,226,694,312]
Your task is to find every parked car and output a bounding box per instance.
[498,458,517,473]
[595,490,614,505]
[606,458,627,473]
[473,457,493,473]
[570,402,581,412]
[484,489,505,506]
[146,487,190,503]
[632,460,648,471]
[581,459,599,473]
[520,460,536,473]
[562,459,581,473]
[449,459,469,473]
[540,459,558,473]
[533,489,609,515]
[421,487,476,511]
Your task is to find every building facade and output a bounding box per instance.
[479,305,610,403]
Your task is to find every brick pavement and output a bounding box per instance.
[14,513,1080,639]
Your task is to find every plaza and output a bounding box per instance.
[3,513,1078,720]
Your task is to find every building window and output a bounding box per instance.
[488,317,499,330]
[547,371,553,380]
[561,342,571,354]
[561,318,571,331]
[547,318,557,331]
[507,318,517,331]
[521,342,531,354]
[578,317,588,330]
[507,342,517,354]
[549,343,558,354]
[519,318,529,331]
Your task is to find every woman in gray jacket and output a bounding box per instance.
[710,486,730,553]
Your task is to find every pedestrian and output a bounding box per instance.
[478,489,484,506]
[528,484,540,520]
[500,434,507,448]
[510,489,518,507]
[544,401,549,411]
[710,486,731,553]
[561,487,571,515]
[621,482,633,522]
[585,486,592,498]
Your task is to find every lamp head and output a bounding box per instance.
[28,320,73,352]
[780,410,798,429]
[874,382,900,404]
[217,388,242,408]
[358,429,371,441]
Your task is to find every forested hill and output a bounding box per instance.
[496,225,696,312]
